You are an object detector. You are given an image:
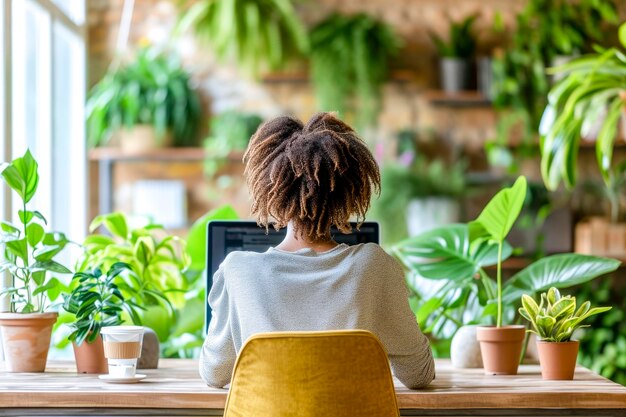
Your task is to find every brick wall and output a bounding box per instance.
[86,0,626,226]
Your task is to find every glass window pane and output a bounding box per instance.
[11,0,52,219]
[53,21,86,244]
[52,0,84,25]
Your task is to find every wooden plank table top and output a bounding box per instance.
[0,359,625,413]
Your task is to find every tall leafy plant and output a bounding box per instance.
[393,176,620,341]
[491,0,618,147]
[78,212,190,321]
[539,23,626,222]
[470,176,527,327]
[176,0,309,77]
[0,150,71,313]
[86,48,202,147]
[310,13,401,130]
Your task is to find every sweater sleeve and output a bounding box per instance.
[381,255,436,389]
[198,266,236,388]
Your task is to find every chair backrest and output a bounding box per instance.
[223,330,400,417]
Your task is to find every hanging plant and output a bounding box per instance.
[176,0,309,77]
[310,13,401,130]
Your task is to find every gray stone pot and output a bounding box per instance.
[450,325,483,368]
[477,57,493,99]
[440,58,471,93]
[137,327,160,369]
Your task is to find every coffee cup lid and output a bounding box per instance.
[101,326,144,334]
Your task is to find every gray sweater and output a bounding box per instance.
[199,242,435,389]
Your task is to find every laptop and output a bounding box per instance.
[205,220,380,332]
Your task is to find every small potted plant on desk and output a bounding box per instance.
[64,262,139,374]
[519,287,611,380]
[0,150,71,372]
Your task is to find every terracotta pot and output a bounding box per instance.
[72,335,108,374]
[0,312,58,372]
[476,325,526,375]
[536,340,580,380]
[117,125,172,154]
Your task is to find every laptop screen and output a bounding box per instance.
[205,220,379,332]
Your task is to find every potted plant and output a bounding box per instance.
[392,176,620,374]
[373,150,465,245]
[430,15,477,93]
[86,47,202,153]
[176,0,308,78]
[540,22,626,255]
[63,262,140,374]
[519,287,611,380]
[78,212,190,365]
[0,150,71,372]
[204,111,263,178]
[310,13,401,130]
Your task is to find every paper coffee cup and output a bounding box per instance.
[101,326,144,378]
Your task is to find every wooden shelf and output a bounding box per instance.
[424,90,492,107]
[261,69,417,84]
[89,148,245,163]
[89,147,206,162]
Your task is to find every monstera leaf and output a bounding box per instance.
[503,254,621,303]
[392,224,511,281]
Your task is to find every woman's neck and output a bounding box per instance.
[274,222,338,253]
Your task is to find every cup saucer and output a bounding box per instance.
[98,374,147,384]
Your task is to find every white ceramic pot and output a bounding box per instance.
[406,197,460,237]
[450,325,483,369]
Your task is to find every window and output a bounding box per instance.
[4,0,86,248]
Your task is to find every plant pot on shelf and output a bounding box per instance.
[0,312,58,372]
[406,197,460,237]
[116,125,172,154]
[72,335,108,374]
[440,58,471,93]
[536,340,580,380]
[476,325,525,375]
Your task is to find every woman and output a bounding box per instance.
[199,112,435,389]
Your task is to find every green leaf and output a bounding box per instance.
[90,212,128,238]
[392,224,511,281]
[619,22,626,49]
[549,296,576,320]
[521,294,540,321]
[547,287,560,304]
[536,315,556,338]
[32,260,72,274]
[503,254,621,303]
[6,238,27,262]
[26,223,45,247]
[0,149,39,203]
[18,210,33,224]
[186,205,239,271]
[473,176,527,242]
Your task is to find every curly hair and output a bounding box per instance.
[243,112,381,241]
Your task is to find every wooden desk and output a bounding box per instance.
[1,359,625,416]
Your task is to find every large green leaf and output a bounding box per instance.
[186,205,238,271]
[392,224,511,281]
[0,149,39,204]
[472,176,527,242]
[90,212,128,239]
[503,254,620,303]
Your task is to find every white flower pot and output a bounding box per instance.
[406,197,460,237]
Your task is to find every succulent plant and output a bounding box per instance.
[519,287,611,342]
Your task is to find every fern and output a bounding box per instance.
[177,0,309,77]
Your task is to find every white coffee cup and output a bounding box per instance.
[101,326,144,378]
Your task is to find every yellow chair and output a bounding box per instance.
[223,330,400,417]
